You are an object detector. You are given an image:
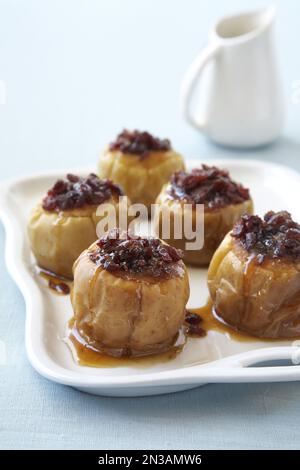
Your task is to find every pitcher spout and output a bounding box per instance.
[213,4,276,43]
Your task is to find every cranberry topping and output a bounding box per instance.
[109,129,171,159]
[231,211,300,263]
[89,229,183,278]
[49,279,70,295]
[169,165,250,209]
[42,173,123,212]
[185,310,206,337]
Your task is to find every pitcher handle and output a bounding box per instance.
[180,43,220,132]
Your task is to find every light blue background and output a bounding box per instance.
[0,0,300,450]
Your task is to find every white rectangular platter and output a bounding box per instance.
[1,159,300,397]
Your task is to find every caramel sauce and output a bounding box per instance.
[189,299,287,342]
[37,267,71,295]
[65,302,266,369]
[65,319,186,368]
[66,298,294,369]
[189,301,256,342]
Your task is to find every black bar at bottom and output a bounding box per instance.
[0,450,299,466]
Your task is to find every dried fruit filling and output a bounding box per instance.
[231,211,300,263]
[169,165,250,209]
[89,230,184,278]
[185,311,206,337]
[109,129,171,159]
[42,173,123,212]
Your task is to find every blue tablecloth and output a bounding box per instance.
[1,0,300,450]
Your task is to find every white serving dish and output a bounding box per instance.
[1,159,300,397]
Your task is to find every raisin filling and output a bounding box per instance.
[42,173,123,212]
[168,165,250,209]
[185,311,206,337]
[231,211,300,263]
[109,129,171,159]
[89,229,183,278]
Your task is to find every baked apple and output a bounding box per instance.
[71,229,190,357]
[155,165,253,265]
[208,211,300,338]
[28,173,126,279]
[98,129,185,209]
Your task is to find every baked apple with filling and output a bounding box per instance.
[208,211,300,338]
[98,129,185,209]
[71,229,190,357]
[28,173,125,279]
[155,165,253,265]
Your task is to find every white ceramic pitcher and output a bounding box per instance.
[181,6,284,148]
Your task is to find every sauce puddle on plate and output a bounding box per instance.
[187,300,257,342]
[36,267,71,295]
[65,319,186,368]
[188,299,294,343]
[64,300,272,369]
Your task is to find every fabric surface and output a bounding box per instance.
[0,0,300,450]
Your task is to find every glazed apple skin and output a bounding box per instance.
[28,196,126,279]
[71,241,190,356]
[207,233,300,338]
[98,148,185,209]
[155,185,253,265]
